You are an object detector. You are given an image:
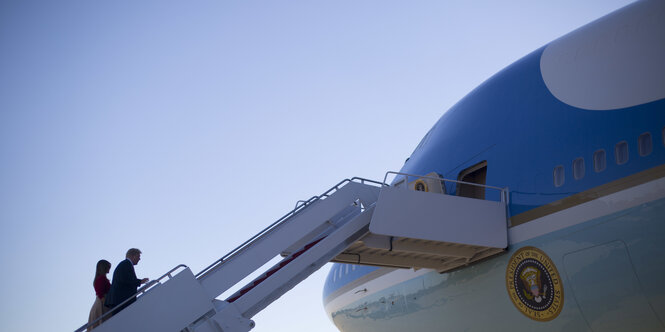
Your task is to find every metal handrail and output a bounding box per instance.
[383,171,509,203]
[74,264,188,332]
[74,176,387,330]
[195,177,385,280]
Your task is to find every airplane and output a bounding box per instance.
[76,1,664,331]
[322,0,665,331]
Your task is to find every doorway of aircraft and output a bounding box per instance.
[456,161,487,199]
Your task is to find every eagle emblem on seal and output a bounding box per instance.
[506,246,564,321]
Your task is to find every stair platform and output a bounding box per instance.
[334,178,509,273]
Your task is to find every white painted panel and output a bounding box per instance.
[95,268,213,332]
[541,0,665,110]
[563,241,662,331]
[369,187,507,248]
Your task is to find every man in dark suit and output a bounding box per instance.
[105,248,149,315]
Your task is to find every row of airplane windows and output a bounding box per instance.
[332,263,357,283]
[553,131,655,187]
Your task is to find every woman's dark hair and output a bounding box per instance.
[94,259,111,284]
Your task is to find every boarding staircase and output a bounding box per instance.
[77,173,509,332]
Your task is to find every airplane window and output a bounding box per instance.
[615,141,629,165]
[345,264,349,275]
[553,165,564,187]
[639,132,652,156]
[573,158,585,180]
[593,149,606,173]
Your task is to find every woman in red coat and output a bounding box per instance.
[88,259,111,329]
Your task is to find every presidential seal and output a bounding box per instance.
[413,179,428,192]
[505,246,563,321]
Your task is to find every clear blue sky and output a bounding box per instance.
[0,1,632,331]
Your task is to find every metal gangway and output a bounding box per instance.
[77,173,509,332]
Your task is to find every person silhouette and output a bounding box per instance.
[104,248,149,315]
[88,259,111,328]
